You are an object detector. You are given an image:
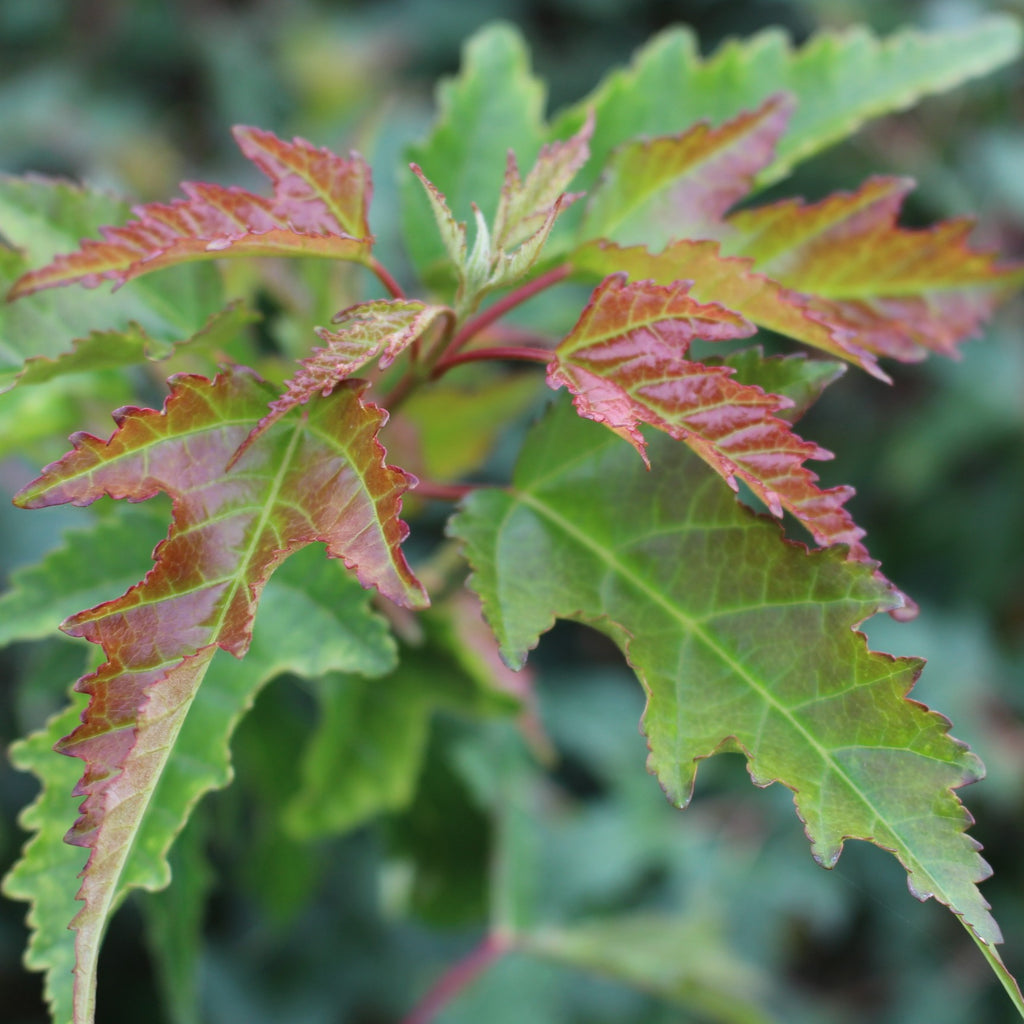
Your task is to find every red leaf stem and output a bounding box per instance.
[402,932,511,1024]
[432,345,552,377]
[368,256,406,299]
[443,263,571,359]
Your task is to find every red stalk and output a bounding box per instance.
[401,932,510,1024]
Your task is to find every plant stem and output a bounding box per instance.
[432,345,552,378]
[440,263,571,363]
[368,257,405,299]
[401,932,510,1024]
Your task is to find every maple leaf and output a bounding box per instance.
[12,368,425,1023]
[8,127,374,299]
[450,397,1016,987]
[724,176,1024,360]
[579,94,792,248]
[552,17,1021,198]
[547,274,870,564]
[571,239,889,380]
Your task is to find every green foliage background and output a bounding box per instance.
[1,0,1022,1021]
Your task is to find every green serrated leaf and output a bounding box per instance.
[0,506,168,648]
[714,347,846,423]
[450,396,1013,987]
[5,299,256,392]
[2,696,90,1024]
[402,23,546,290]
[286,602,518,839]
[552,17,1021,203]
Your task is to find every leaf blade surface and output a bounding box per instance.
[12,368,424,1022]
[8,128,373,298]
[451,398,1004,961]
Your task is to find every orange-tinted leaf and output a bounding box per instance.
[572,239,889,380]
[13,368,425,1021]
[9,127,373,299]
[727,176,1024,360]
[580,95,792,247]
[548,275,869,559]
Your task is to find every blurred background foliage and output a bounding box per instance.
[1,0,1023,1022]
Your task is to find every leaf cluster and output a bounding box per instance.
[2,15,1023,1024]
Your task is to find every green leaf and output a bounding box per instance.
[138,809,212,1024]
[450,396,1015,989]
[3,297,256,393]
[2,697,89,1024]
[553,17,1022,197]
[715,348,846,423]
[286,599,520,838]
[0,507,168,648]
[402,23,547,289]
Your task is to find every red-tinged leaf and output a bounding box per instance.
[12,368,425,1022]
[9,128,374,299]
[547,275,869,562]
[580,95,792,248]
[726,176,1024,360]
[493,109,593,250]
[316,299,451,374]
[571,239,889,381]
[239,299,451,457]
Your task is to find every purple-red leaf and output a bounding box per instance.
[12,368,425,1021]
[9,127,374,299]
[725,176,1024,360]
[580,95,792,247]
[547,274,869,560]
